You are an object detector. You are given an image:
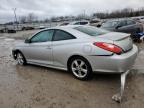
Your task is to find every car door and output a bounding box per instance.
[52,29,76,68]
[117,20,137,33]
[23,30,54,65]
[125,20,138,33]
[116,20,128,33]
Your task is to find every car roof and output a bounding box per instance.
[39,25,93,39]
[29,25,87,39]
[69,20,89,24]
[107,18,133,22]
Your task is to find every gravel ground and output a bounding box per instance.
[0,31,144,108]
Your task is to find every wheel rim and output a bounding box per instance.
[16,53,24,65]
[71,59,88,78]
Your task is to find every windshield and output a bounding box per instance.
[102,21,119,28]
[74,26,109,36]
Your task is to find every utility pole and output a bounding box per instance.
[12,8,18,30]
[83,9,86,20]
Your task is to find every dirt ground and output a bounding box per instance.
[0,31,144,108]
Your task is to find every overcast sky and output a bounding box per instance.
[0,0,144,23]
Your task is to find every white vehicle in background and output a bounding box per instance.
[69,20,90,25]
[58,20,90,26]
[89,19,102,27]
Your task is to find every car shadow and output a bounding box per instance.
[16,63,121,82]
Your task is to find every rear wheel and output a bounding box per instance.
[68,56,92,80]
[16,52,27,65]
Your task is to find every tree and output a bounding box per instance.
[19,16,27,23]
[27,13,37,23]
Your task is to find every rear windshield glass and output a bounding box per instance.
[74,26,109,36]
[102,21,119,28]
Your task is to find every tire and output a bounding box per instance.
[68,56,92,80]
[16,52,27,65]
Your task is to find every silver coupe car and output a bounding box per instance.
[12,25,138,80]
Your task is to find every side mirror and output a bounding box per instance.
[25,38,31,43]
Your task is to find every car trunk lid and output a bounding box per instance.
[98,32,133,52]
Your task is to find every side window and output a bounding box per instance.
[119,21,127,27]
[74,22,80,25]
[127,20,136,25]
[31,30,54,43]
[80,22,88,25]
[53,30,76,41]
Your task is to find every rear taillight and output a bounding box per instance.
[93,42,123,54]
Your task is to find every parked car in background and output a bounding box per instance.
[7,29,16,33]
[22,26,35,30]
[12,25,138,80]
[132,16,144,24]
[59,22,70,26]
[89,19,102,27]
[101,19,143,37]
[58,21,89,26]
[38,26,47,29]
[0,27,6,33]
[0,27,16,33]
[69,21,89,25]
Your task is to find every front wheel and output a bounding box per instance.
[16,52,27,65]
[68,57,92,80]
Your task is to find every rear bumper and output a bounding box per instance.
[89,45,138,73]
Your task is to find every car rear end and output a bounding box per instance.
[89,44,137,73]
[73,26,138,73]
[89,32,138,73]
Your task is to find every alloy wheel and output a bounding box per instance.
[16,53,25,65]
[71,59,88,78]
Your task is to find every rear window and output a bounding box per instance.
[80,22,88,25]
[102,21,119,28]
[74,26,109,36]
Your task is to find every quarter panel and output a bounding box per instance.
[52,38,114,69]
